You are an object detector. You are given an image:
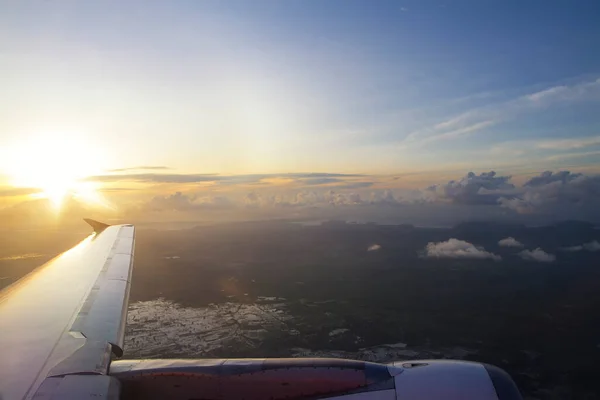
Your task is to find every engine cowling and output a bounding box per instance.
[388,360,521,400]
[110,358,522,400]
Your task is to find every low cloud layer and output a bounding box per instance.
[416,170,600,221]
[422,170,600,222]
[498,237,524,248]
[583,241,600,251]
[107,169,600,227]
[5,168,600,229]
[426,171,515,205]
[498,171,600,218]
[0,187,42,198]
[142,192,233,212]
[519,248,556,263]
[88,172,362,185]
[559,240,600,252]
[107,166,170,172]
[423,239,501,261]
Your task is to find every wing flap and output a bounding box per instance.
[0,221,135,400]
[114,236,134,256]
[76,279,130,356]
[70,225,135,357]
[105,253,133,281]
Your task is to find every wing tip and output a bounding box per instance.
[84,218,110,234]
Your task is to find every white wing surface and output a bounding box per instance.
[0,221,135,400]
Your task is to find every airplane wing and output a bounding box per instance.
[0,220,135,400]
[0,219,522,400]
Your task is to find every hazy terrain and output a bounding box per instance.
[2,220,600,399]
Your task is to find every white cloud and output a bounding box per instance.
[367,244,382,251]
[536,135,600,150]
[559,240,600,252]
[524,78,600,104]
[498,171,600,217]
[519,248,556,263]
[401,108,495,146]
[584,240,600,251]
[405,78,600,148]
[498,237,524,248]
[142,192,233,212]
[428,120,496,144]
[369,189,397,204]
[525,85,569,102]
[423,238,501,261]
[426,171,514,205]
[121,169,600,226]
[560,245,584,252]
[545,150,600,161]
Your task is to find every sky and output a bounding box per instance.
[1,1,600,227]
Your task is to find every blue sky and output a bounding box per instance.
[1,1,600,221]
[2,1,600,175]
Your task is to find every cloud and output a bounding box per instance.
[523,170,581,187]
[426,120,495,143]
[525,86,568,102]
[408,120,496,147]
[297,190,363,207]
[367,244,381,251]
[242,190,366,208]
[87,172,362,185]
[89,173,220,183]
[519,248,556,263]
[423,239,501,261]
[432,111,489,133]
[498,237,524,248]
[302,178,344,185]
[325,191,363,206]
[524,78,600,104]
[426,171,515,205]
[243,192,264,208]
[405,78,600,147]
[0,253,44,261]
[536,135,600,150]
[584,240,600,251]
[142,192,233,212]
[288,173,363,178]
[75,167,600,225]
[369,189,400,204]
[560,245,584,252]
[488,136,600,163]
[337,181,375,189]
[498,171,600,216]
[0,187,41,197]
[545,150,600,161]
[242,188,410,209]
[559,240,600,252]
[110,169,600,224]
[81,167,600,229]
[106,166,171,172]
[99,187,140,192]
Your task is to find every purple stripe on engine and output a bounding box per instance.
[111,358,396,400]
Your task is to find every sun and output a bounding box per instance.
[2,133,108,210]
[35,177,75,208]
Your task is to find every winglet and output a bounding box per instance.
[84,218,110,234]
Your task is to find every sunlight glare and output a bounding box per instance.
[1,133,108,210]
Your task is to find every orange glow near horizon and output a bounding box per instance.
[1,133,110,210]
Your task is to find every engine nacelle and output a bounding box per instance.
[110,358,521,400]
[388,360,521,400]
